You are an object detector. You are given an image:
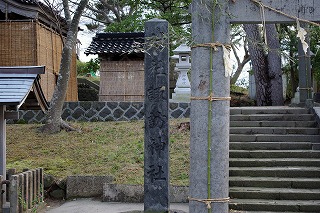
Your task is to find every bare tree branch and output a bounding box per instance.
[99,0,121,22]
[62,0,71,25]
[231,43,251,85]
[232,43,241,65]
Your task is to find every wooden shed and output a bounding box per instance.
[0,0,78,101]
[0,66,48,206]
[85,32,145,102]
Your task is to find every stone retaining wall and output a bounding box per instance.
[15,101,190,123]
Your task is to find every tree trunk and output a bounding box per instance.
[40,0,89,133]
[244,24,271,106]
[265,24,284,105]
[244,24,284,106]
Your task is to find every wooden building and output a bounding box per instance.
[85,32,145,102]
[0,66,48,206]
[0,0,78,101]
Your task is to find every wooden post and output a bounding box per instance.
[9,175,19,213]
[0,105,6,205]
[0,175,2,213]
[32,170,36,204]
[18,174,25,212]
[23,172,29,210]
[7,168,16,203]
[27,171,33,209]
[39,168,44,202]
[36,169,40,203]
[190,1,230,212]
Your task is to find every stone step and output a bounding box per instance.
[229,199,320,212]
[229,177,320,189]
[230,121,318,128]
[230,107,310,115]
[230,187,320,200]
[228,107,320,212]
[230,127,319,135]
[230,142,313,150]
[233,212,310,213]
[230,158,320,167]
[230,134,320,142]
[230,114,314,121]
[230,167,320,178]
[230,150,320,158]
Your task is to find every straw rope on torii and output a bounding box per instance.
[188,196,230,209]
[190,42,232,102]
[249,0,320,27]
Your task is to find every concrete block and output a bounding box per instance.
[66,175,113,199]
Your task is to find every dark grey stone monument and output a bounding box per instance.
[144,18,170,213]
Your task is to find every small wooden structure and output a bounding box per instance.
[0,0,78,101]
[85,32,145,102]
[9,168,45,213]
[0,66,48,211]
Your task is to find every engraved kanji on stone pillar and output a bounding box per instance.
[144,18,169,213]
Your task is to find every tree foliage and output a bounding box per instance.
[77,58,100,76]
[82,0,192,46]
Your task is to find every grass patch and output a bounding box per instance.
[7,119,190,186]
[231,84,248,94]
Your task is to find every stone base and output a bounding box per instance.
[291,91,300,104]
[103,184,189,203]
[171,93,191,103]
[290,99,314,109]
[3,202,10,213]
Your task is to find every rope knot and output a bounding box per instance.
[188,197,230,209]
[190,93,231,102]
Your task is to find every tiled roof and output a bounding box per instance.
[0,66,48,111]
[1,0,67,33]
[85,32,145,55]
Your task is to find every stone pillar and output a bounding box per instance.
[0,105,6,204]
[298,25,312,103]
[144,18,170,212]
[190,1,230,213]
[248,72,256,100]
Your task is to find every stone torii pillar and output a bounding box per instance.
[189,1,230,213]
[190,0,320,213]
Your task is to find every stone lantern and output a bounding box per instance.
[171,44,191,102]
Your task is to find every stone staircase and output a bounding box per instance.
[229,107,320,212]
